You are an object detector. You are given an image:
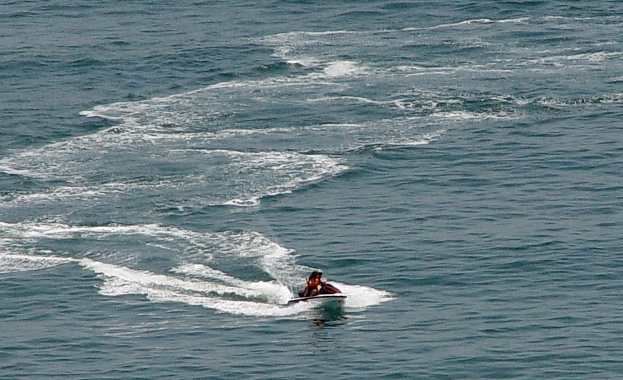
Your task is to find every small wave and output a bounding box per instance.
[403,17,529,32]
[533,51,623,66]
[1,183,133,206]
[537,93,623,107]
[322,60,366,77]
[285,57,320,67]
[256,30,359,62]
[597,93,623,103]
[540,15,602,22]
[223,198,261,207]
[564,51,622,62]
[307,95,399,107]
[255,30,371,79]
[432,110,515,121]
[260,30,358,41]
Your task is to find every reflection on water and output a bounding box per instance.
[309,307,347,352]
[311,305,347,328]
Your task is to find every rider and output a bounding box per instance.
[298,271,341,297]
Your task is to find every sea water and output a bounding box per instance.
[1,1,622,378]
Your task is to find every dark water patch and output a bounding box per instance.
[334,10,386,21]
[379,2,421,10]
[0,10,39,20]
[0,58,51,72]
[107,38,131,47]
[100,7,160,18]
[35,3,97,13]
[68,57,106,68]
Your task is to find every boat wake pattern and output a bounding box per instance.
[3,18,619,316]
[0,222,392,317]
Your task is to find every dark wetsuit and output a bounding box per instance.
[319,282,341,294]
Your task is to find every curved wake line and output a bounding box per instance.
[82,258,393,316]
[0,142,347,209]
[0,221,393,317]
[0,252,392,317]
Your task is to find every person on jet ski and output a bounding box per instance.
[298,271,341,297]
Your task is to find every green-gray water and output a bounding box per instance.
[2,1,622,378]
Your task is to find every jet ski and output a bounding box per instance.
[287,271,345,306]
[287,293,347,306]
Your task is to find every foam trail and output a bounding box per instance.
[82,258,391,315]
[403,17,529,31]
[322,60,365,77]
[0,254,76,274]
[0,141,346,209]
[172,263,248,286]
[0,222,210,248]
[172,263,296,300]
[147,291,310,317]
[325,282,394,309]
[0,220,392,316]
[80,258,303,316]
